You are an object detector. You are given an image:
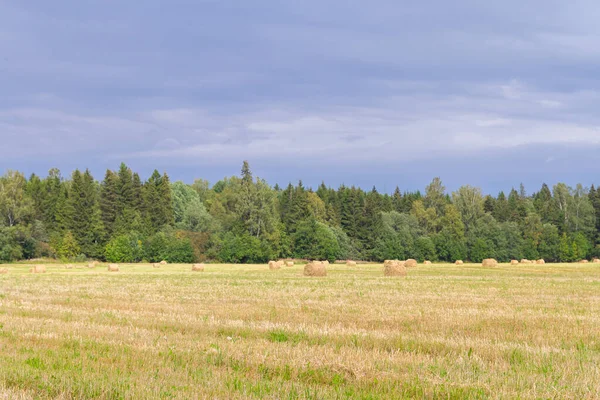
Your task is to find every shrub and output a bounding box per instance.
[105,232,144,263]
[144,232,195,263]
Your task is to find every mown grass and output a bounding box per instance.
[1,262,600,399]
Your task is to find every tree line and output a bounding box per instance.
[0,161,599,264]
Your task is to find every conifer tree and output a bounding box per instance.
[100,170,119,236]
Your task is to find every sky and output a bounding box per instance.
[1,0,599,194]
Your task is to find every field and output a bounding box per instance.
[1,262,600,399]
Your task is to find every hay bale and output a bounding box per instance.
[192,263,205,272]
[580,260,589,264]
[520,259,531,264]
[384,260,407,277]
[322,260,330,266]
[482,258,498,267]
[75,265,83,269]
[65,264,73,269]
[31,265,46,274]
[384,259,403,268]
[153,263,161,268]
[277,260,285,268]
[510,260,519,265]
[536,259,545,265]
[593,258,600,263]
[405,259,418,268]
[0,268,8,274]
[424,260,432,265]
[160,260,167,265]
[455,260,464,265]
[304,261,327,277]
[346,260,357,267]
[285,261,294,267]
[268,261,281,270]
[107,264,119,272]
[87,262,96,269]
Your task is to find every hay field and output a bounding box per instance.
[1,262,600,399]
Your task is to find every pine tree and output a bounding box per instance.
[132,172,144,212]
[26,173,45,221]
[41,168,65,233]
[117,162,134,213]
[493,191,509,222]
[144,170,174,232]
[68,169,105,257]
[241,160,253,185]
[160,172,174,226]
[100,170,119,236]
[392,186,403,213]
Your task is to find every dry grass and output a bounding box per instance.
[1,262,600,399]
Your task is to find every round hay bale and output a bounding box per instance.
[455,260,464,265]
[424,260,432,265]
[405,259,418,268]
[592,258,600,263]
[192,263,205,272]
[159,260,167,265]
[268,261,281,270]
[580,259,589,264]
[107,264,119,272]
[322,260,330,266]
[482,258,498,267]
[0,267,8,274]
[285,261,294,267]
[153,263,161,268]
[346,260,357,267]
[520,259,530,264]
[536,259,545,265]
[384,260,407,277]
[30,265,46,274]
[384,260,403,268]
[277,260,285,268]
[87,262,96,269]
[304,261,327,277]
[510,260,519,265]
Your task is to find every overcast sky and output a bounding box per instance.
[1,1,599,194]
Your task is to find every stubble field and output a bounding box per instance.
[1,262,600,399]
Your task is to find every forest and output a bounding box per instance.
[0,161,598,264]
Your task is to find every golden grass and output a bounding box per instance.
[1,262,600,399]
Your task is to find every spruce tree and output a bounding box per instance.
[68,169,105,257]
[100,170,119,236]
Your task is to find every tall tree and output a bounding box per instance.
[0,170,33,227]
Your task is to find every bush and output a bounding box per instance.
[414,236,437,262]
[105,232,144,263]
[433,229,466,262]
[218,232,267,263]
[292,219,339,263]
[144,232,195,263]
[0,227,23,263]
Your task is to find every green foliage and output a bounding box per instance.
[59,231,81,259]
[433,229,466,262]
[2,161,599,265]
[144,231,195,263]
[0,227,23,262]
[218,232,269,263]
[292,219,340,263]
[105,232,144,263]
[538,224,560,262]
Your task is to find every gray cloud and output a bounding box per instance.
[1,1,599,191]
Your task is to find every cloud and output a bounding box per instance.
[1,1,600,190]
